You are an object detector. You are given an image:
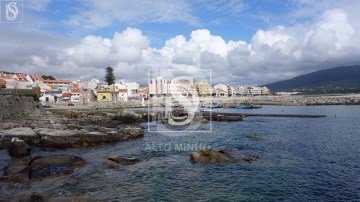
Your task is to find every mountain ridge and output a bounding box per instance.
[264,65,360,92]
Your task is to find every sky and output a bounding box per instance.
[1,0,360,86]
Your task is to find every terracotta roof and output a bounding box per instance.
[43,79,72,83]
[0,74,12,79]
[119,89,128,93]
[71,88,80,93]
[29,74,42,81]
[0,79,6,85]
[61,93,72,98]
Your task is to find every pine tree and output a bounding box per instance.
[105,66,115,85]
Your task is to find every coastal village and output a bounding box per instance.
[0,71,271,105]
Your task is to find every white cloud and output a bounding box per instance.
[27,0,52,11]
[1,6,360,86]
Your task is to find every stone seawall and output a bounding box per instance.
[0,95,40,118]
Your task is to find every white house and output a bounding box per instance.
[149,76,170,97]
[117,89,128,101]
[214,84,228,97]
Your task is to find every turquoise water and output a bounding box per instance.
[1,105,360,201]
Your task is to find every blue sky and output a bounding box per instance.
[1,0,360,85]
[24,0,301,46]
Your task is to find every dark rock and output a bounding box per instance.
[30,155,85,180]
[246,133,264,141]
[34,127,144,149]
[0,127,39,147]
[1,155,85,183]
[191,148,230,163]
[191,148,260,163]
[30,192,44,201]
[107,156,140,165]
[1,158,31,183]
[116,110,142,123]
[8,137,31,156]
[244,155,260,162]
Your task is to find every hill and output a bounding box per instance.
[264,65,360,93]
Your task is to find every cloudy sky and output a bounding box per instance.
[1,0,360,86]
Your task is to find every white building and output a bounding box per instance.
[117,89,128,101]
[149,76,170,97]
[79,78,99,90]
[214,84,228,97]
[43,79,73,91]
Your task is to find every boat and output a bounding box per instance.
[237,103,262,109]
[211,102,223,108]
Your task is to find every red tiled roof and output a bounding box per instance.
[71,88,80,93]
[0,79,6,85]
[43,79,72,83]
[29,74,42,81]
[61,93,72,98]
[119,89,128,93]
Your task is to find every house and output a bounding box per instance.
[139,87,148,98]
[149,76,170,97]
[260,86,271,95]
[214,84,228,97]
[0,79,6,88]
[97,88,114,101]
[234,85,246,96]
[61,93,72,102]
[43,79,73,91]
[70,88,80,102]
[79,89,96,103]
[118,89,128,101]
[123,82,139,99]
[227,85,235,97]
[79,78,99,90]
[39,90,62,102]
[168,79,195,97]
[194,82,214,97]
[244,86,262,95]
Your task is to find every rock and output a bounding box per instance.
[30,155,85,180]
[8,137,31,156]
[105,112,117,119]
[0,122,15,130]
[1,127,39,146]
[30,192,44,201]
[67,110,81,118]
[116,110,142,123]
[1,158,31,183]
[107,156,140,165]
[34,127,144,148]
[1,155,85,183]
[246,133,264,141]
[244,155,259,162]
[65,124,86,130]
[191,148,230,163]
[191,148,259,163]
[117,127,144,140]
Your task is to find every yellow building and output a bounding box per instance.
[97,91,112,101]
[194,82,214,97]
[97,86,121,101]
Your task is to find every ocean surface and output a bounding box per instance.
[1,105,360,201]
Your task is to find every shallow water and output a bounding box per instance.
[1,105,360,201]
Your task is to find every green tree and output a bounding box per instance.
[41,75,56,80]
[105,66,115,85]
